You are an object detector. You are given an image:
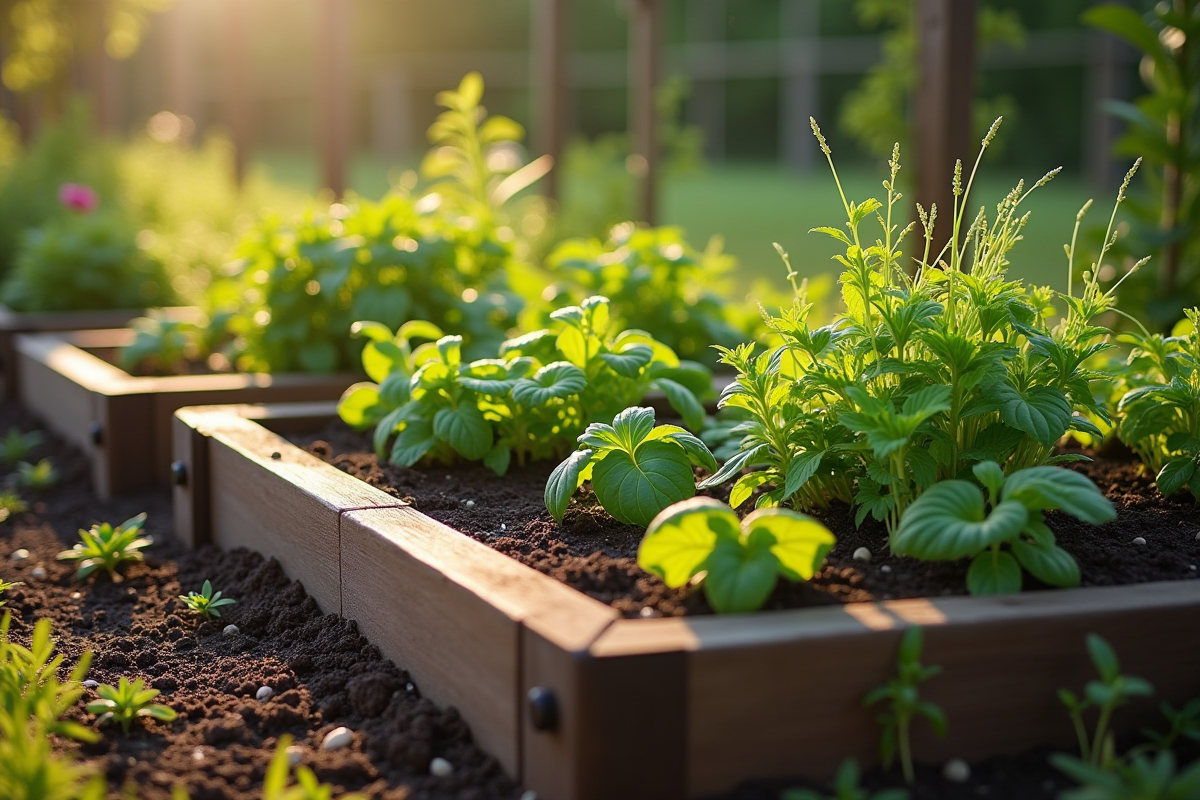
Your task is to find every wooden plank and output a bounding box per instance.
[629,0,662,225]
[94,393,157,499]
[171,412,210,549]
[15,338,99,457]
[1,308,145,400]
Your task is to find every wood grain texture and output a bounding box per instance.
[15,337,100,457]
[171,413,210,549]
[94,393,157,498]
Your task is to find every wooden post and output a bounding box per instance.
[318,0,352,198]
[914,0,976,259]
[629,0,662,225]
[1085,23,1130,190]
[685,0,725,162]
[163,0,201,122]
[220,0,251,185]
[780,0,820,172]
[532,0,568,200]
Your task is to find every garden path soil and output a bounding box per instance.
[0,401,520,800]
[300,422,1200,620]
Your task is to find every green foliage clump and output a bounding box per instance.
[545,406,716,526]
[56,512,151,582]
[118,311,231,376]
[1052,751,1200,800]
[86,676,176,734]
[636,497,835,613]
[1058,634,1154,770]
[0,428,42,465]
[15,458,57,490]
[0,491,28,525]
[0,579,20,607]
[178,580,236,620]
[338,295,711,475]
[784,758,909,800]
[864,627,945,785]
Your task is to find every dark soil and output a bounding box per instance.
[298,422,1200,620]
[0,402,520,800]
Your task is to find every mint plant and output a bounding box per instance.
[637,497,836,613]
[56,512,151,582]
[864,627,945,785]
[15,459,57,490]
[1059,634,1154,769]
[0,428,42,465]
[545,406,716,526]
[891,461,1115,595]
[1051,750,1200,800]
[0,580,19,608]
[86,676,177,734]
[784,758,909,800]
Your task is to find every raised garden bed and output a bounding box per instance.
[171,402,1200,800]
[13,328,355,498]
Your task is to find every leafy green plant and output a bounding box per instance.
[56,512,151,582]
[119,313,223,375]
[16,459,57,490]
[339,295,711,475]
[636,497,835,613]
[704,119,1131,566]
[545,406,716,526]
[1051,750,1200,800]
[784,758,909,800]
[891,461,1115,595]
[1115,309,1200,501]
[264,734,367,800]
[1059,634,1154,769]
[0,491,28,524]
[864,627,945,785]
[0,579,20,608]
[86,676,176,734]
[1141,698,1200,754]
[0,428,42,465]
[0,718,105,800]
[178,580,236,620]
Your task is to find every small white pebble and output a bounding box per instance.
[1194,531,1199,541]
[322,727,353,751]
[82,680,98,688]
[464,499,475,507]
[191,748,205,762]
[223,624,240,636]
[406,682,414,692]
[880,565,892,574]
[1132,537,1147,546]
[853,547,872,563]
[520,792,538,800]
[256,686,274,702]
[29,566,46,580]
[943,758,971,783]
[286,745,304,766]
[9,549,29,562]
[640,606,655,618]
[429,757,453,777]
[1189,564,1197,571]
[500,523,506,531]
[70,592,81,600]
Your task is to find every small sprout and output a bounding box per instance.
[0,428,42,464]
[178,579,236,619]
[784,758,909,800]
[864,627,946,785]
[0,490,29,524]
[265,734,367,800]
[1058,634,1154,769]
[16,459,57,490]
[56,513,152,582]
[0,578,22,607]
[86,676,177,733]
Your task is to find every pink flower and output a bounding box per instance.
[59,183,98,213]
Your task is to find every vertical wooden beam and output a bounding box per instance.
[1085,22,1130,190]
[685,0,725,162]
[914,0,976,257]
[220,0,251,184]
[780,0,820,172]
[629,0,662,226]
[532,0,568,200]
[163,0,201,122]
[318,0,352,198]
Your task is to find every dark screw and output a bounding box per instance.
[170,461,188,487]
[88,421,103,446]
[270,451,282,460]
[527,686,558,732]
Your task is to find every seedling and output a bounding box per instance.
[545,406,717,526]
[56,512,152,582]
[637,497,836,613]
[178,580,236,619]
[86,676,176,733]
[15,459,57,490]
[0,490,28,524]
[864,627,946,785]
[1141,699,1200,754]
[264,734,367,800]
[1,614,97,743]
[1051,750,1200,800]
[0,579,21,608]
[784,758,909,800]
[1059,634,1154,768]
[0,428,42,465]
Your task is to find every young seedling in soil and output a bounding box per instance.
[0,491,28,525]
[178,579,236,620]
[56,512,152,582]
[1,614,98,743]
[264,734,366,800]
[1141,699,1200,754]
[784,758,909,800]
[86,676,177,734]
[0,427,42,465]
[1051,750,1200,800]
[0,579,21,607]
[864,627,946,785]
[15,458,57,490]
[1058,634,1154,769]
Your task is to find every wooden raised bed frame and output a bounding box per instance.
[14,329,354,498]
[172,403,1200,800]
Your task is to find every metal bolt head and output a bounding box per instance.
[88,421,103,446]
[527,686,558,732]
[170,460,188,486]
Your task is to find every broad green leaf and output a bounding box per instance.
[655,377,706,431]
[363,340,408,383]
[512,362,587,406]
[697,443,767,489]
[1087,634,1121,684]
[638,497,736,586]
[966,549,1022,595]
[730,472,773,509]
[337,383,380,429]
[378,372,411,408]
[906,447,938,488]
[433,403,492,460]
[391,418,436,466]
[1156,457,1196,498]
[893,481,1028,560]
[483,444,511,476]
[592,441,696,526]
[555,326,589,367]
[610,329,680,368]
[995,383,1072,447]
[1002,466,1116,525]
[901,384,953,420]
[545,449,593,522]
[397,320,445,344]
[579,422,623,450]
[972,461,1005,494]
[744,508,836,581]
[610,406,657,451]
[783,450,824,500]
[349,320,393,343]
[649,426,718,472]
[704,532,781,613]
[373,405,408,456]
[599,344,653,378]
[1011,538,1080,588]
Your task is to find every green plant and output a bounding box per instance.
[339,295,712,475]
[891,461,1115,595]
[636,497,835,613]
[0,428,42,465]
[0,718,105,800]
[56,512,151,582]
[178,580,236,620]
[16,458,57,490]
[1115,309,1200,500]
[863,627,945,785]
[545,406,716,526]
[86,676,176,734]
[263,734,366,800]
[1052,751,1200,800]
[1059,634,1155,769]
[784,758,909,800]
[118,311,232,375]
[0,579,20,607]
[0,614,97,743]
[1141,698,1200,754]
[704,119,1131,561]
[0,491,29,524]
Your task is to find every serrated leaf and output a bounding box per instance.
[809,225,852,245]
[995,383,1072,447]
[1156,457,1196,498]
[433,403,492,460]
[901,384,953,419]
[592,441,696,526]
[652,426,718,472]
[784,450,824,499]
[961,422,1025,462]
[511,362,587,406]
[655,377,706,431]
[966,549,1022,595]
[906,447,938,488]
[638,497,735,587]
[893,481,1028,560]
[1002,466,1116,525]
[1011,539,1080,588]
[545,449,593,522]
[697,443,767,489]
